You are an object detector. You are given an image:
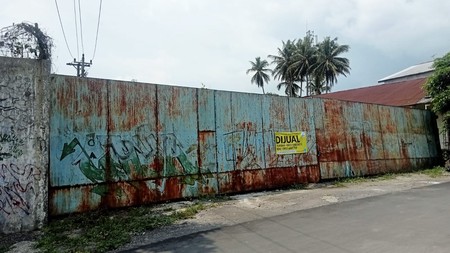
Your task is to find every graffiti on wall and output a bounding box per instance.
[223,128,317,170]
[0,133,25,161]
[0,74,35,132]
[58,128,211,196]
[0,163,41,215]
[223,130,263,170]
[0,131,36,216]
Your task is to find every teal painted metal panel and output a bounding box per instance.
[261,95,291,168]
[229,92,265,171]
[49,75,439,215]
[214,91,234,173]
[49,76,109,187]
[157,85,199,178]
[197,88,219,194]
[378,105,402,160]
[361,104,385,161]
[288,97,318,166]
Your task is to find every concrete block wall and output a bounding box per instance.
[0,57,50,233]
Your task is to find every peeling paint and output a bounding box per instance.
[48,76,439,216]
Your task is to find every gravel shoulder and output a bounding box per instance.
[3,172,450,253]
[113,172,450,252]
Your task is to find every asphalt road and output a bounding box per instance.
[123,182,450,253]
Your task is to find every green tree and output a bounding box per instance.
[308,73,329,95]
[246,57,271,94]
[269,40,300,97]
[290,34,317,96]
[313,37,350,93]
[424,52,450,135]
[266,34,350,97]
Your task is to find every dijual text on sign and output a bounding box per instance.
[274,132,307,155]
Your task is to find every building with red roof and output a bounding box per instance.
[316,61,448,156]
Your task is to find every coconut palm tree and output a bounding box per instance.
[289,34,317,96]
[268,40,300,97]
[308,73,329,95]
[246,57,271,94]
[276,81,301,97]
[313,37,350,93]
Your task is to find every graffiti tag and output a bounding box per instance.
[0,132,25,161]
[59,132,202,192]
[0,163,41,215]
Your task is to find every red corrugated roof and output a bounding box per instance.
[316,77,427,106]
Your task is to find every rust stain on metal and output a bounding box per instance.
[219,165,320,195]
[198,131,215,142]
[149,157,164,177]
[49,75,439,216]
[243,170,265,191]
[236,122,255,131]
[264,167,298,188]
[218,171,244,194]
[167,87,182,117]
[108,82,156,132]
[161,177,184,200]
[298,165,320,183]
[78,186,94,213]
[198,130,215,169]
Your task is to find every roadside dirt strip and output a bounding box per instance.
[113,173,450,252]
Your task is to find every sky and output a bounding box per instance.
[1,0,449,95]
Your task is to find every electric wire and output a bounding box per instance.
[91,0,102,61]
[78,0,85,54]
[73,0,80,59]
[54,0,74,58]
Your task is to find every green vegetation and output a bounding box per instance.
[2,167,446,253]
[0,245,8,253]
[36,202,206,253]
[246,57,271,94]
[288,183,310,190]
[249,32,350,97]
[424,52,450,133]
[418,166,446,178]
[333,174,393,187]
[332,167,446,187]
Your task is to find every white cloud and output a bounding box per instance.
[1,0,449,94]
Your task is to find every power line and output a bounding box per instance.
[91,0,102,61]
[67,53,91,77]
[54,0,74,58]
[78,0,85,54]
[73,0,80,59]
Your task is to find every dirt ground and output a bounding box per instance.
[112,172,450,252]
[3,172,450,253]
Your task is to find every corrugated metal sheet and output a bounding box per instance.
[49,75,439,216]
[316,78,427,107]
[378,61,433,83]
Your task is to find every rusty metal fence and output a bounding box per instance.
[49,76,439,215]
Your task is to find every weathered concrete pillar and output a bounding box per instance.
[0,57,50,233]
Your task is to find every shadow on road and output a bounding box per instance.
[122,228,220,253]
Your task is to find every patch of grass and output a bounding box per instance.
[333,166,448,187]
[198,194,232,202]
[333,176,369,187]
[376,173,396,180]
[288,183,309,190]
[333,181,346,188]
[0,245,9,253]
[333,173,397,187]
[419,166,445,178]
[0,230,36,253]
[36,202,206,253]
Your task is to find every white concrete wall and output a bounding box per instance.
[0,57,50,233]
[435,112,448,151]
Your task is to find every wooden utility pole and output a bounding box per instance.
[67,54,91,77]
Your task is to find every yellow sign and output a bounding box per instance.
[274,132,307,155]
